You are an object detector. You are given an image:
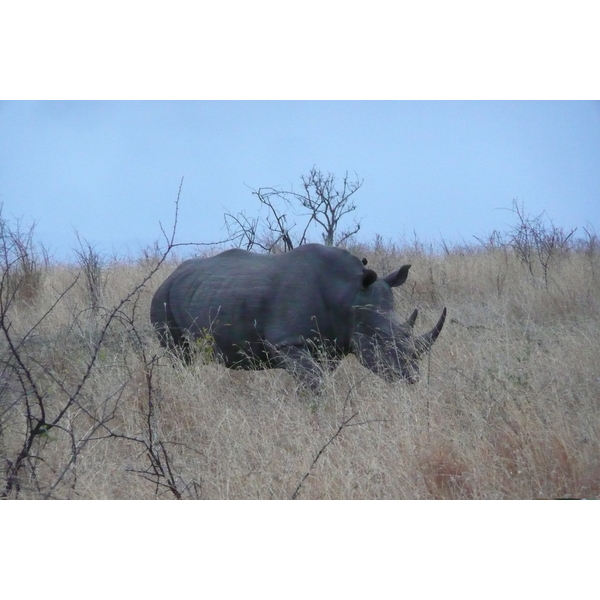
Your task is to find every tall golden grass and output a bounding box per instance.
[1,230,599,499]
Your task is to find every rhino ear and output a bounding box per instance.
[383,264,411,288]
[362,269,377,288]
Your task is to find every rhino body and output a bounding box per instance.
[150,244,446,385]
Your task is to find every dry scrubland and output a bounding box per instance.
[1,232,599,499]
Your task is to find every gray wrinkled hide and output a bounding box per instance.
[151,244,446,387]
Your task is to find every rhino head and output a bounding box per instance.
[352,265,447,383]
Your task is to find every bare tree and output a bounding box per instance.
[225,193,294,253]
[508,200,576,288]
[73,233,105,312]
[0,179,203,499]
[0,205,49,303]
[297,167,363,246]
[475,200,577,289]
[225,167,363,252]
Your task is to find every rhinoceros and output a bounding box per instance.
[150,243,446,387]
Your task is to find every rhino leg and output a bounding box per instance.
[272,344,329,392]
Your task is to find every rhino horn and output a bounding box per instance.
[415,307,447,355]
[404,308,418,329]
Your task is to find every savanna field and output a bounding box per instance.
[1,214,599,499]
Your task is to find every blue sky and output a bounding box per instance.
[1,101,599,260]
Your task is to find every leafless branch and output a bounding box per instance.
[1,180,193,499]
[291,410,359,499]
[224,168,363,252]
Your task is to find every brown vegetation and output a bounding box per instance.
[1,212,599,499]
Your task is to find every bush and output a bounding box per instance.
[0,206,47,304]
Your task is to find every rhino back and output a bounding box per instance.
[158,245,366,353]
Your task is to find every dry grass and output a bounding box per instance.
[1,239,599,499]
